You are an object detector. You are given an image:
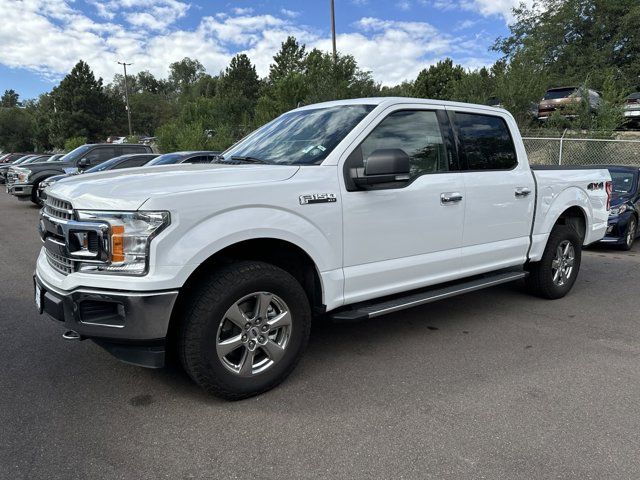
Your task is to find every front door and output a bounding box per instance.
[341,105,466,304]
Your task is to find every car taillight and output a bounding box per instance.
[605,181,612,211]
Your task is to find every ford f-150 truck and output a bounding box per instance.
[8,143,151,205]
[34,98,611,399]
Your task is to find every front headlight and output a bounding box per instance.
[15,168,31,182]
[610,204,628,216]
[75,210,170,275]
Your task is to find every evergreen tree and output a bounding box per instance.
[1,89,19,108]
[49,60,111,146]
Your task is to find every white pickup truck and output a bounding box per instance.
[35,98,611,399]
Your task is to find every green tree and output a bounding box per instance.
[412,58,465,100]
[255,37,309,124]
[169,57,205,93]
[217,54,262,129]
[136,70,162,94]
[303,49,379,104]
[268,36,306,83]
[495,0,640,92]
[0,107,34,151]
[1,89,19,108]
[49,60,112,146]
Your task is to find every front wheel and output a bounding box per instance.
[30,181,43,206]
[525,225,582,299]
[178,261,311,400]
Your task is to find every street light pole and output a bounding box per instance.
[117,61,133,137]
[330,0,337,62]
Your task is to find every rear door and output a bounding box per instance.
[88,146,118,167]
[341,104,465,304]
[449,109,535,276]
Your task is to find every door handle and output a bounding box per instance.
[515,187,531,197]
[441,192,463,205]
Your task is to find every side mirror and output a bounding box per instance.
[352,149,411,188]
[77,158,89,169]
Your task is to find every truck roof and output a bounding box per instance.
[292,96,510,115]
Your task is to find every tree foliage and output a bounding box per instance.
[1,89,19,108]
[2,0,638,154]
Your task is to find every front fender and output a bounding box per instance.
[31,171,64,185]
[151,205,341,285]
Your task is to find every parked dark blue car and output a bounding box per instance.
[600,166,640,250]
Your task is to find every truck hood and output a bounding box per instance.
[48,163,300,210]
[22,161,70,173]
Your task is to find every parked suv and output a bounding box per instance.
[7,143,152,204]
[538,86,601,120]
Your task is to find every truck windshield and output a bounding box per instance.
[222,104,375,165]
[610,171,636,194]
[57,145,92,164]
[543,88,577,100]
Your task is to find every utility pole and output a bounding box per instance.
[330,0,337,62]
[117,61,133,137]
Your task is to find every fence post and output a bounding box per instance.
[558,128,568,166]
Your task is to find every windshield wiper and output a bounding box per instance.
[229,155,276,165]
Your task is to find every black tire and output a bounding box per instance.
[30,181,42,206]
[178,261,311,400]
[619,216,637,251]
[525,224,582,299]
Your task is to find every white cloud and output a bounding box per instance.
[430,0,535,21]
[396,0,412,11]
[280,8,299,18]
[232,7,254,15]
[0,0,495,92]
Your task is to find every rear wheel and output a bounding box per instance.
[526,225,582,299]
[620,216,637,251]
[178,261,311,400]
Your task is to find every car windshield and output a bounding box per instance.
[57,144,92,163]
[610,171,637,194]
[86,156,127,172]
[543,88,577,100]
[46,155,63,162]
[222,105,375,165]
[147,153,189,166]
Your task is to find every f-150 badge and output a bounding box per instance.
[299,193,337,205]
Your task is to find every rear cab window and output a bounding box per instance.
[453,112,518,171]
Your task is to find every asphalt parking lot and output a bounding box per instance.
[1,193,640,480]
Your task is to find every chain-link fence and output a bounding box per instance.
[522,136,640,167]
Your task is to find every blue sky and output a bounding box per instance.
[0,0,528,101]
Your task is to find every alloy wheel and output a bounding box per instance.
[215,292,292,377]
[551,240,575,286]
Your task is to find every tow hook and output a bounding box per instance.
[62,330,82,341]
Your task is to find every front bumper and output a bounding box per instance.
[7,183,33,197]
[599,214,631,245]
[35,273,179,367]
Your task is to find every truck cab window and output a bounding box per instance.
[358,110,448,179]
[454,113,517,170]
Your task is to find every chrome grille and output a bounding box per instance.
[44,195,74,221]
[6,170,17,185]
[45,249,75,275]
